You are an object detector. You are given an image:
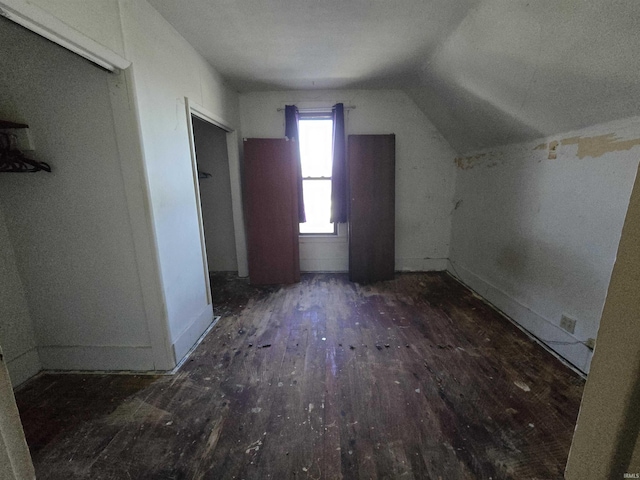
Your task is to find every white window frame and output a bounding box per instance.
[298,112,338,236]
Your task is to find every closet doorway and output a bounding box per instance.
[189,114,239,286]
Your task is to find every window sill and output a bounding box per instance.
[299,234,347,244]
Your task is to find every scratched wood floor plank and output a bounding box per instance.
[15,273,584,479]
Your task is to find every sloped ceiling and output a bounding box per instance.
[148,0,640,153]
[405,1,640,153]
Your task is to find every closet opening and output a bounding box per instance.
[188,114,239,300]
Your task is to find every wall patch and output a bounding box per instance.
[561,133,640,159]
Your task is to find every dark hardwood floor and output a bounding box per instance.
[15,273,584,479]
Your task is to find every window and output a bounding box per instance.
[298,113,335,234]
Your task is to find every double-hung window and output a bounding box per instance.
[298,112,336,234]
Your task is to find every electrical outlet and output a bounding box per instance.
[560,314,577,334]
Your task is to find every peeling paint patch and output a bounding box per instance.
[534,143,547,150]
[454,153,487,170]
[561,133,640,159]
[548,140,559,160]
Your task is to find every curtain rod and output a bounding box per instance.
[276,106,356,112]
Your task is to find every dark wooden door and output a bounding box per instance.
[348,134,395,284]
[244,138,300,285]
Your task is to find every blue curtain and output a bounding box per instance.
[284,105,306,223]
[330,103,347,223]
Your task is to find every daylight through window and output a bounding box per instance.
[298,115,335,234]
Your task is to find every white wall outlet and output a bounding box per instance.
[560,314,577,334]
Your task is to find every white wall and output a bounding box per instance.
[25,0,125,57]
[0,0,243,368]
[240,90,458,272]
[0,17,154,371]
[449,116,640,373]
[564,161,640,479]
[0,208,40,387]
[119,0,241,361]
[192,117,238,272]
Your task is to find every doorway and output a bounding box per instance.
[191,116,238,275]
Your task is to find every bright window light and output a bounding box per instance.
[299,118,335,234]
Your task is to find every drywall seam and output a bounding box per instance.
[107,70,154,350]
[115,0,176,370]
[107,63,175,371]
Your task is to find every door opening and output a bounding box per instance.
[191,115,238,280]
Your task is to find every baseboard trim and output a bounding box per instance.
[172,304,214,363]
[396,258,449,272]
[6,347,41,387]
[169,316,220,374]
[38,345,154,371]
[447,260,592,374]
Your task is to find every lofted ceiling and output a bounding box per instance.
[149,0,640,153]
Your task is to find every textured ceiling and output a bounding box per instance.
[149,0,640,153]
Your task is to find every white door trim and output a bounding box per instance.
[184,97,248,282]
[0,346,35,479]
[0,0,130,71]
